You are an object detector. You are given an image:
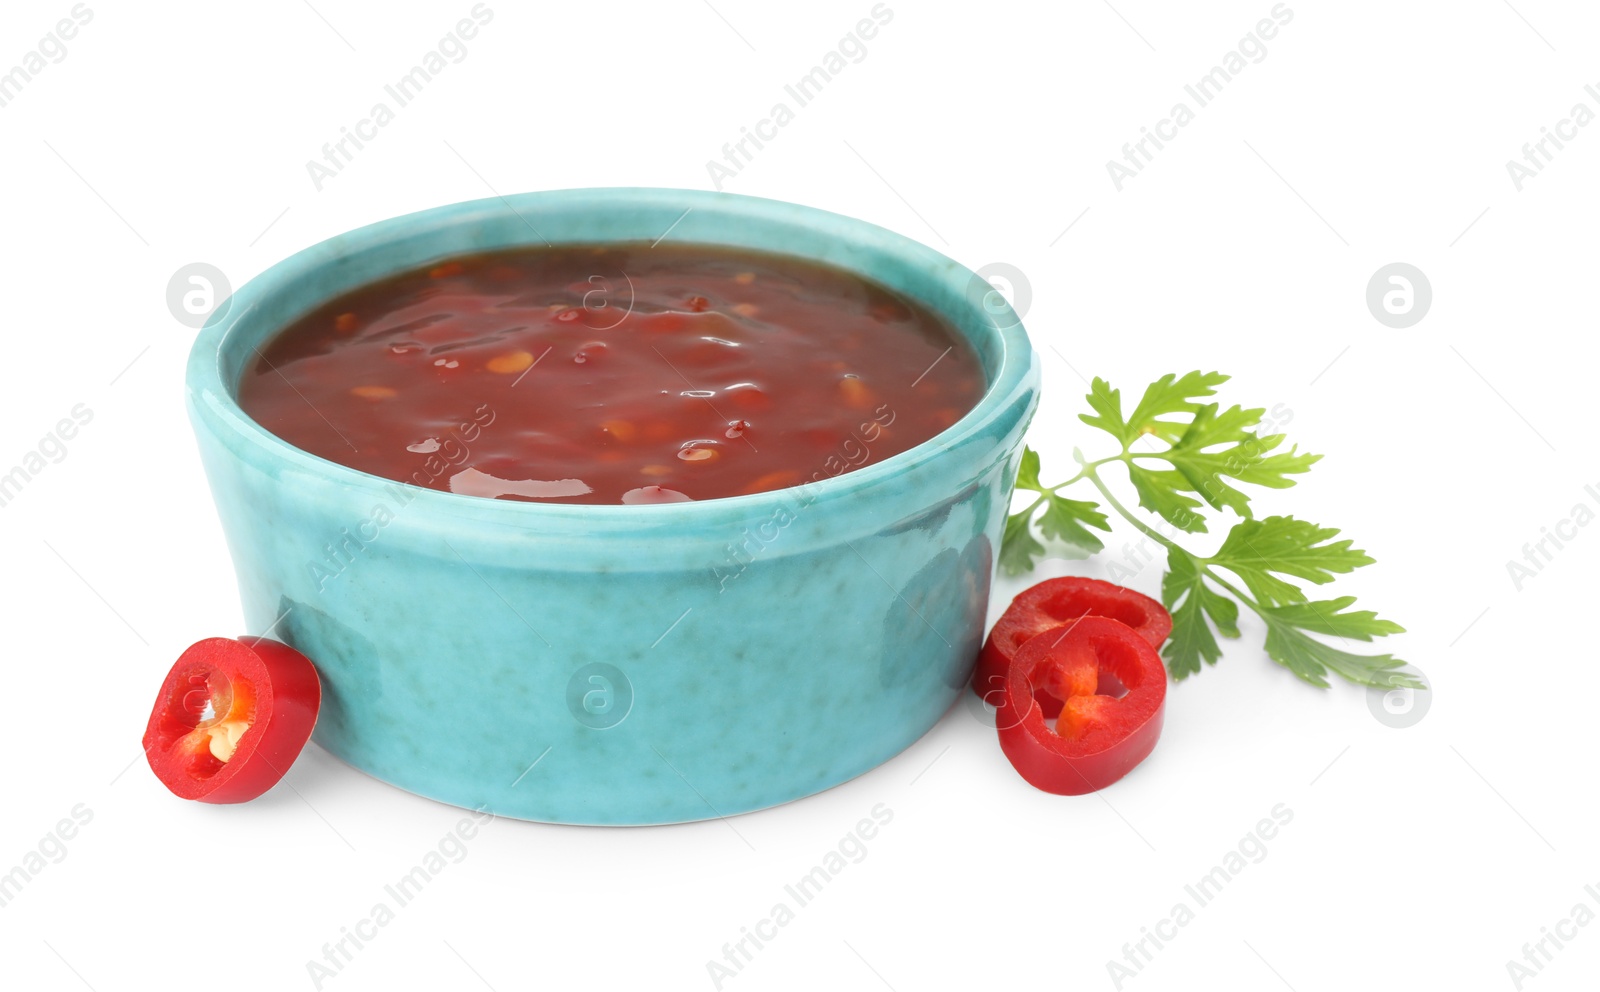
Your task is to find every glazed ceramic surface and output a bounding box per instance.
[186,189,1039,824]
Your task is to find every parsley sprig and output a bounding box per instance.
[1002,371,1419,690]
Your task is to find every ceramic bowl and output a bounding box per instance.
[186,188,1039,824]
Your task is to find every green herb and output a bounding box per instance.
[1003,372,1419,690]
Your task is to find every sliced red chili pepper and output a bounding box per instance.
[995,617,1166,795]
[143,637,322,804]
[972,577,1171,718]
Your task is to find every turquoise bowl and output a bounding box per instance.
[186,188,1039,824]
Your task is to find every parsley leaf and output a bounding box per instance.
[1223,438,1321,492]
[1261,620,1421,690]
[1088,377,1318,528]
[999,509,1046,577]
[1208,516,1375,607]
[1081,371,1230,447]
[1126,464,1210,533]
[1125,371,1231,444]
[1039,493,1112,555]
[1014,447,1044,492]
[1004,372,1419,693]
[1161,550,1241,678]
[1079,378,1129,444]
[1260,597,1405,640]
[998,448,1112,574]
[1258,594,1411,688]
[1161,403,1319,517]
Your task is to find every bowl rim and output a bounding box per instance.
[186,187,1036,522]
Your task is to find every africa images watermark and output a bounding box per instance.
[1105,3,1295,191]
[705,3,895,191]
[1503,482,1600,592]
[305,807,494,988]
[0,804,94,910]
[1505,82,1600,192]
[0,4,94,111]
[308,404,495,591]
[305,4,496,191]
[706,259,1028,590]
[710,403,897,591]
[705,803,894,988]
[1107,804,1294,989]
[0,403,94,511]
[1504,883,1600,989]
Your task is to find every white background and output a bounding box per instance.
[2,1,1594,989]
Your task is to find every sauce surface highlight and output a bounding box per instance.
[238,244,983,504]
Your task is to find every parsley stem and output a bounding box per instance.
[1197,570,1262,613]
[1014,454,1121,519]
[1081,462,1270,616]
[1081,464,1180,553]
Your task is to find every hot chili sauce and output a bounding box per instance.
[238,245,983,504]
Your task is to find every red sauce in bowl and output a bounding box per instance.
[237,244,983,504]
